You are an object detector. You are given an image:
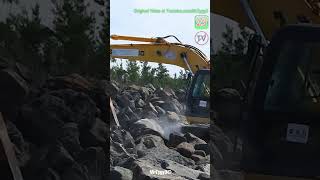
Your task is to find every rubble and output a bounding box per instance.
[0,63,109,180]
[0,62,243,179]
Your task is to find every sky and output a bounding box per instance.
[0,0,242,77]
[0,0,105,32]
[110,0,211,77]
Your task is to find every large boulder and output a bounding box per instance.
[58,123,82,157]
[110,166,133,180]
[80,118,108,148]
[136,135,195,167]
[94,80,119,97]
[184,133,207,146]
[19,94,70,144]
[129,119,164,139]
[111,127,136,155]
[49,89,98,129]
[181,124,210,142]
[168,133,187,148]
[176,142,195,158]
[46,73,92,93]
[139,87,150,100]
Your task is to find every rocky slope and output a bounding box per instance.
[0,58,243,180]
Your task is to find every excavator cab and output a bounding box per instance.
[242,25,320,179]
[186,69,210,124]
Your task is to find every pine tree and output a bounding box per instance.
[155,63,170,88]
[140,61,155,85]
[51,0,96,75]
[126,60,140,83]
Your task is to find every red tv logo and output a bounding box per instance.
[195,31,209,45]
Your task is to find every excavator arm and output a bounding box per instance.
[110,35,210,74]
[212,0,320,40]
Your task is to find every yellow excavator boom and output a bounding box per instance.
[212,0,320,40]
[110,35,210,74]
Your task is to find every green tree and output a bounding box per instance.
[214,24,251,90]
[126,60,140,83]
[140,61,156,85]
[111,61,126,82]
[155,63,170,88]
[51,0,96,75]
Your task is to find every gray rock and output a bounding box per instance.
[145,102,158,115]
[122,107,139,123]
[191,154,204,162]
[116,94,131,108]
[181,124,209,142]
[128,100,136,110]
[59,123,81,157]
[167,111,181,122]
[111,127,136,155]
[139,87,150,100]
[46,73,92,93]
[168,133,187,147]
[136,135,165,150]
[162,102,181,114]
[96,80,119,96]
[129,119,164,139]
[136,135,195,167]
[194,150,206,157]
[149,97,161,103]
[152,100,165,107]
[136,99,146,108]
[154,106,166,116]
[80,118,108,148]
[184,133,207,146]
[155,88,172,101]
[198,173,210,180]
[194,144,209,155]
[20,94,69,143]
[143,111,158,120]
[176,142,195,158]
[146,83,156,92]
[110,166,133,180]
[49,89,97,129]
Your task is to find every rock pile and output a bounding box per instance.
[109,82,212,180]
[0,59,243,180]
[0,61,109,180]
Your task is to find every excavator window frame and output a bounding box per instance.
[251,24,320,111]
[242,24,320,178]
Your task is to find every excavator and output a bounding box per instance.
[110,35,210,124]
[213,0,320,180]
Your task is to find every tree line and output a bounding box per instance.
[0,0,108,85]
[111,59,190,91]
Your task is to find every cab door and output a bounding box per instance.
[242,25,320,179]
[186,69,210,124]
